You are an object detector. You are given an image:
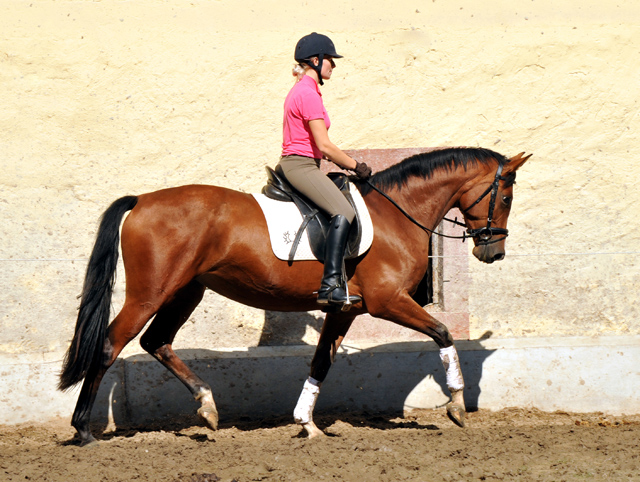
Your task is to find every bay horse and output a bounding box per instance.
[59,147,530,445]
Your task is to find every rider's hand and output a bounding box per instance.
[354,161,372,180]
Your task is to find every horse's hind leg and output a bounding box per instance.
[139,281,219,430]
[294,312,355,438]
[72,302,157,446]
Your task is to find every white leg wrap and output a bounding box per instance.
[293,378,321,424]
[439,345,465,391]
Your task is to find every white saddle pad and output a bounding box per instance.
[252,184,374,262]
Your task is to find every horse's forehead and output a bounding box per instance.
[470,162,500,180]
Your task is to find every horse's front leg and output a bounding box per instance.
[294,312,355,438]
[439,344,466,427]
[370,294,467,427]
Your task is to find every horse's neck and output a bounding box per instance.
[389,171,468,231]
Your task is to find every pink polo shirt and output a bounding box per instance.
[281,75,330,159]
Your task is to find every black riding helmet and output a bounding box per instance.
[294,32,343,85]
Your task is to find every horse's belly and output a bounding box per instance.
[196,271,320,313]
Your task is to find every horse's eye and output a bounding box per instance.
[502,196,512,206]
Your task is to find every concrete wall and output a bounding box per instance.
[1,0,639,425]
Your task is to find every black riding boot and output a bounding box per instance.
[317,215,362,310]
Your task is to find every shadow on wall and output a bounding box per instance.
[90,322,496,433]
[256,311,495,414]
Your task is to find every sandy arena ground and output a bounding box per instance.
[1,408,638,482]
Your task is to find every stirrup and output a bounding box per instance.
[317,286,361,312]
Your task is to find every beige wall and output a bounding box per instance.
[1,0,639,359]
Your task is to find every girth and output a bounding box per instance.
[261,166,363,263]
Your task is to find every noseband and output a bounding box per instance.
[460,162,509,245]
[364,162,509,244]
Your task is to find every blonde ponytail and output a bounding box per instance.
[292,63,307,83]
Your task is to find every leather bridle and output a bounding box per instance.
[364,161,510,244]
[460,162,509,245]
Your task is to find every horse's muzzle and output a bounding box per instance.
[472,244,506,264]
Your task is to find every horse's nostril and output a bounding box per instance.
[493,253,505,262]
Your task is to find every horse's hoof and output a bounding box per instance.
[446,403,466,428]
[79,435,99,448]
[302,422,325,439]
[198,405,219,431]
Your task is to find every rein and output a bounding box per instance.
[364,162,509,245]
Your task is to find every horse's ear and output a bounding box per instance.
[506,152,532,172]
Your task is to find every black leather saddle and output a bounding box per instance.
[261,166,363,264]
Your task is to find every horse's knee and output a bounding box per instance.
[431,322,454,348]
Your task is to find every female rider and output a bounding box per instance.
[277,32,372,310]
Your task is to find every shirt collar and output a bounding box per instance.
[301,74,322,96]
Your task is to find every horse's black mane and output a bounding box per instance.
[354,147,513,195]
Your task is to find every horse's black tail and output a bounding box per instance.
[58,196,138,391]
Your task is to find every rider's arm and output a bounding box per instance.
[308,119,357,170]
